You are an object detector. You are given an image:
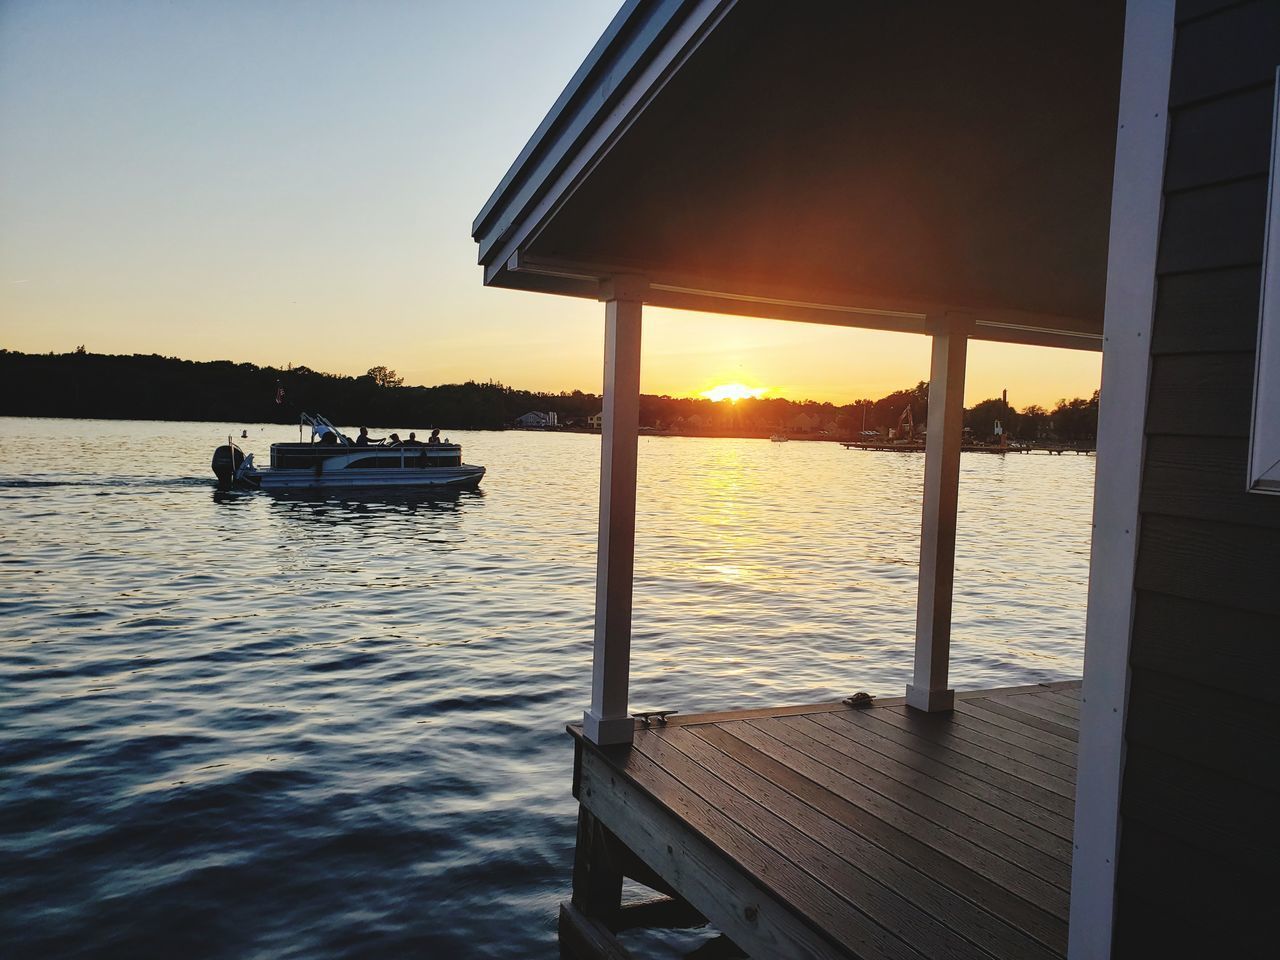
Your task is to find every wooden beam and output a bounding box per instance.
[583,277,646,746]
[577,746,845,960]
[572,806,625,924]
[501,251,1106,351]
[611,896,706,933]
[907,317,970,713]
[559,901,636,960]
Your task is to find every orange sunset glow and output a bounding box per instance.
[0,1,1102,411]
[700,383,769,402]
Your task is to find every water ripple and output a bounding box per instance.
[0,417,1093,958]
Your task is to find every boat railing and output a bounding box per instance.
[269,441,463,470]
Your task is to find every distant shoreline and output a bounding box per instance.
[0,415,1097,456]
[1,349,1099,445]
[0,412,839,445]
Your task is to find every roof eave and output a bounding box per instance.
[471,0,735,267]
[488,253,1103,352]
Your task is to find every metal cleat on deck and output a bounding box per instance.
[631,710,678,727]
[843,692,875,709]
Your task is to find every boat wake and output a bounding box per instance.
[0,477,210,489]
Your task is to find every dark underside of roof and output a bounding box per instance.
[478,0,1125,345]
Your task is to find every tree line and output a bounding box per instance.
[0,348,1098,442]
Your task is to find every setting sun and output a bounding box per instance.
[699,383,768,403]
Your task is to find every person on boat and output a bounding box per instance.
[313,425,339,445]
[427,429,442,445]
[387,433,403,446]
[402,432,425,447]
[356,427,383,446]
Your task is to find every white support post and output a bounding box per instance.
[583,276,647,746]
[907,317,971,713]
[1068,3,1174,956]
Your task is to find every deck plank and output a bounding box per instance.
[1002,691,1080,723]
[929,708,1078,778]
[636,730,1001,960]
[689,724,1070,955]
[873,707,1076,799]
[576,747,849,960]
[956,701,1080,752]
[571,683,1079,960]
[823,710,1075,820]
[963,699,1079,744]
[813,712,1074,837]
[777,716,1073,872]
[612,738,926,960]
[984,693,1084,729]
[731,718,1072,907]
[1034,691,1082,716]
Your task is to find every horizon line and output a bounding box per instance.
[0,346,1096,411]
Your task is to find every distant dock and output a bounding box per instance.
[840,441,1095,455]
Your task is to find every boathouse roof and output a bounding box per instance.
[473,0,1125,351]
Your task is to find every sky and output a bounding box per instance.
[0,0,1101,409]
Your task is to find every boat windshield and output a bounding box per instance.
[300,413,351,445]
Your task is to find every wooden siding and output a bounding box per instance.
[1117,0,1280,951]
[570,684,1080,960]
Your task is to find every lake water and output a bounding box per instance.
[0,417,1095,959]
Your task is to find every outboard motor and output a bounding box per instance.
[212,442,246,490]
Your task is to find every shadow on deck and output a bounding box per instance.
[563,681,1080,960]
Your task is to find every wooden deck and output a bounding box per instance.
[563,681,1080,960]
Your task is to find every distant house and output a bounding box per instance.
[587,412,603,430]
[788,412,818,433]
[514,411,557,429]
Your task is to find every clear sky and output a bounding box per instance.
[0,0,1100,409]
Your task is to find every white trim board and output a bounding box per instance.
[481,0,736,279]
[1248,66,1280,495]
[1068,2,1176,958]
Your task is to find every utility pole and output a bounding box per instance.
[999,388,1009,448]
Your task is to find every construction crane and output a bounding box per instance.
[894,404,915,442]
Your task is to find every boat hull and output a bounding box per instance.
[241,464,485,491]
